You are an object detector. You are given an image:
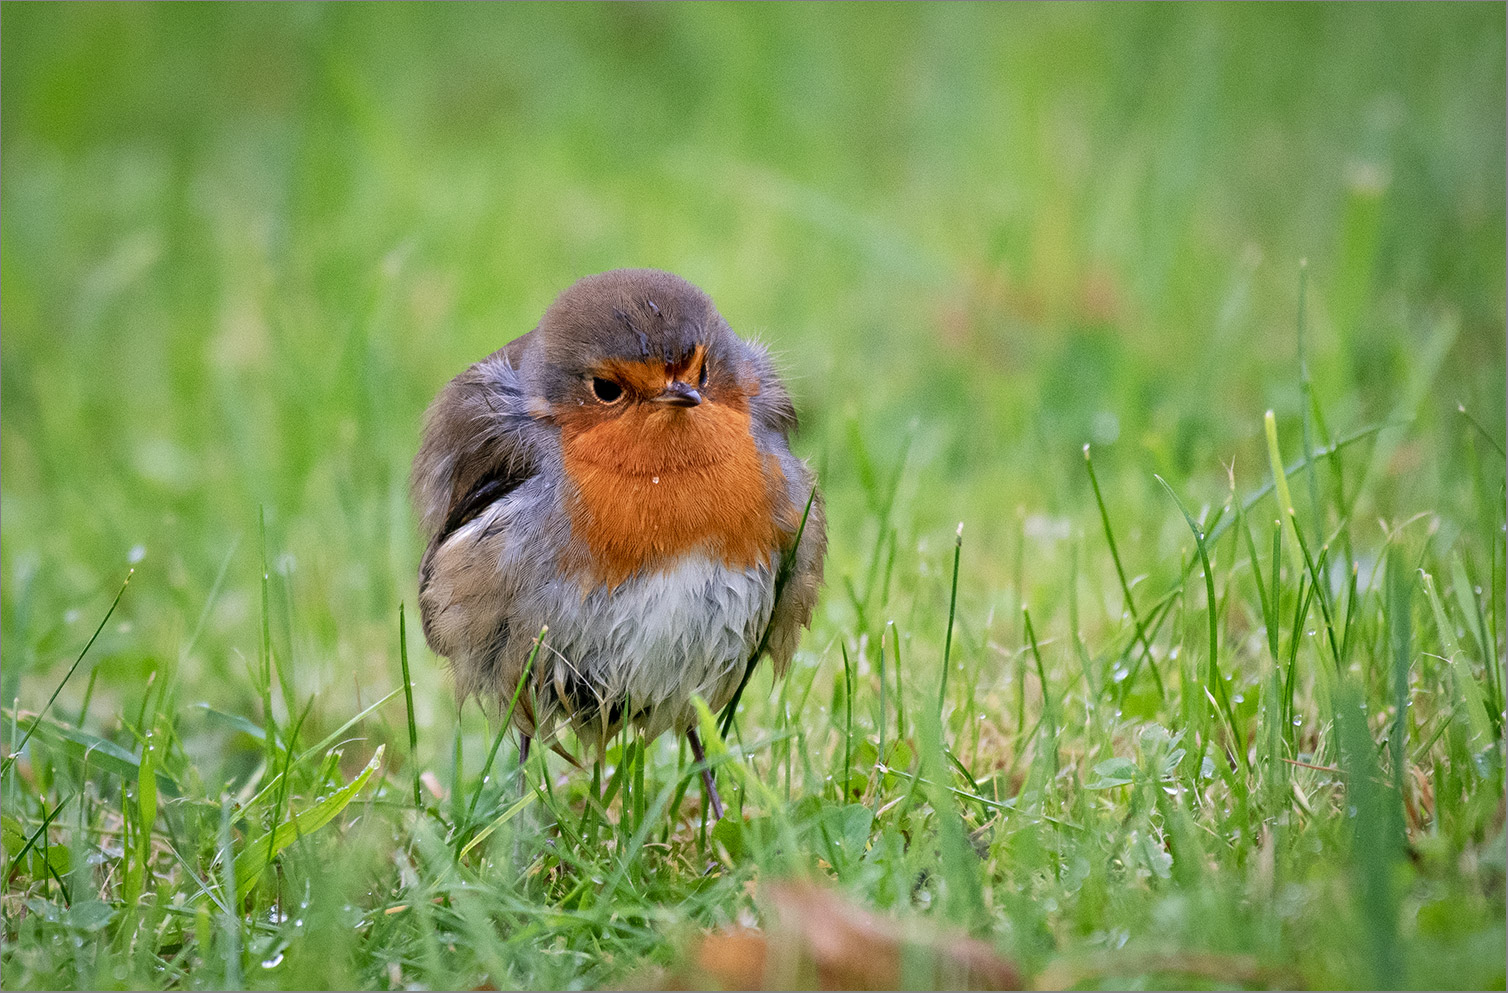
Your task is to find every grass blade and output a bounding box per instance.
[398,603,421,808]
[259,506,278,770]
[938,522,963,711]
[1422,571,1494,745]
[1295,260,1324,548]
[1022,606,1056,778]
[3,570,132,779]
[461,628,547,847]
[1155,475,1247,768]
[231,744,385,897]
[1086,444,1166,700]
[458,792,536,860]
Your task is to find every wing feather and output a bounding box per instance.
[411,334,539,645]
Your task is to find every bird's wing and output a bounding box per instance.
[411,332,539,602]
[763,460,827,678]
[738,337,827,678]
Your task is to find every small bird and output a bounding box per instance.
[411,269,825,817]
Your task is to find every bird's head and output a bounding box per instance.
[529,269,754,431]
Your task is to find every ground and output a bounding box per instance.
[2,5,1505,990]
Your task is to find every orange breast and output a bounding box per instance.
[560,402,794,589]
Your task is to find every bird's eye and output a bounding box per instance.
[698,361,709,388]
[590,377,623,404]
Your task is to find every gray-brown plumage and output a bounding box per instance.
[411,269,826,815]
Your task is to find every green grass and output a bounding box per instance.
[2,3,1505,989]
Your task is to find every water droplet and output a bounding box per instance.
[652,476,660,484]
[1292,717,1304,726]
[261,953,284,969]
[1232,694,1244,704]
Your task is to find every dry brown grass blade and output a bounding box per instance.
[649,880,1023,990]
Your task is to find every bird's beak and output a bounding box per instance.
[653,381,703,407]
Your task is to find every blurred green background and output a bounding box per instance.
[3,2,1503,765]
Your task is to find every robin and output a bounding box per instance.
[411,268,826,817]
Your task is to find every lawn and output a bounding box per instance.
[2,3,1504,989]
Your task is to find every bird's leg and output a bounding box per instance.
[686,726,725,820]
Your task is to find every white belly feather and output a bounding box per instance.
[536,553,778,741]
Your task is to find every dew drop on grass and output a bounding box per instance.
[261,953,284,969]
